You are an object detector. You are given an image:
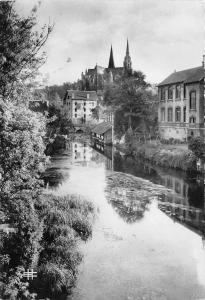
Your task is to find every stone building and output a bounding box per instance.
[79,39,133,92]
[158,56,205,141]
[63,90,98,126]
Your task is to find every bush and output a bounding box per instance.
[188,136,205,159]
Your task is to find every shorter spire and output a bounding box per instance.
[108,45,115,69]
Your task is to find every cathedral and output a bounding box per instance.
[80,39,132,92]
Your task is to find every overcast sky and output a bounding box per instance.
[15,0,204,86]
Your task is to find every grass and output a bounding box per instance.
[123,141,197,172]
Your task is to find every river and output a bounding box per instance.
[44,141,205,300]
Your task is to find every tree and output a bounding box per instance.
[103,71,158,137]
[0,1,53,101]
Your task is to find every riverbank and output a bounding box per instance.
[116,142,197,172]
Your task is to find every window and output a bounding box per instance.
[175,84,181,99]
[175,180,181,194]
[167,107,173,122]
[189,116,196,124]
[75,114,77,118]
[161,108,165,121]
[84,108,86,112]
[75,102,77,105]
[161,87,166,101]
[84,102,86,106]
[183,85,187,98]
[75,108,77,112]
[183,107,186,123]
[168,86,173,100]
[190,91,196,110]
[175,107,181,122]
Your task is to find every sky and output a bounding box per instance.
[15,0,204,86]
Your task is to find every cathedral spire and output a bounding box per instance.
[108,45,115,69]
[126,38,129,55]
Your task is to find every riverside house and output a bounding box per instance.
[63,90,98,126]
[158,56,205,141]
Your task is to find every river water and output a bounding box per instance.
[44,141,205,300]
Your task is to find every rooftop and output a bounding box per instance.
[64,90,98,101]
[158,66,205,86]
[91,122,112,135]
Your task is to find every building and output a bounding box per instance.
[79,39,133,92]
[63,90,98,126]
[158,56,205,141]
[91,122,112,145]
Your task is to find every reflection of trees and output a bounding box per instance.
[114,152,161,184]
[109,198,148,223]
[106,174,150,224]
[42,166,70,187]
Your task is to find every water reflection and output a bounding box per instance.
[92,143,205,241]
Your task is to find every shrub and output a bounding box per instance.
[188,136,205,159]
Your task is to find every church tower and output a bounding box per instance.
[123,39,132,74]
[108,45,115,69]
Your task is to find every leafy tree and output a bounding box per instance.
[0,1,53,101]
[104,71,158,137]
[0,101,47,195]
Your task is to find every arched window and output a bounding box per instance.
[168,86,173,100]
[183,107,186,123]
[190,91,196,109]
[168,107,173,122]
[161,108,165,121]
[175,107,181,122]
[189,116,196,124]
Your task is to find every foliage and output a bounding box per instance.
[0,1,53,101]
[130,143,197,172]
[29,194,94,297]
[103,71,158,137]
[46,105,74,138]
[0,101,47,195]
[188,136,205,159]
[45,82,78,103]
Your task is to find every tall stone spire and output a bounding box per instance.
[126,38,129,55]
[124,38,132,74]
[108,45,115,69]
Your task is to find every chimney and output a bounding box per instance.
[202,55,205,68]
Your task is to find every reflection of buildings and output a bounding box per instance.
[157,172,205,239]
[112,151,205,238]
[91,142,113,170]
[68,142,93,163]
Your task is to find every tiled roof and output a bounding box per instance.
[64,90,98,101]
[91,122,112,135]
[158,66,205,86]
